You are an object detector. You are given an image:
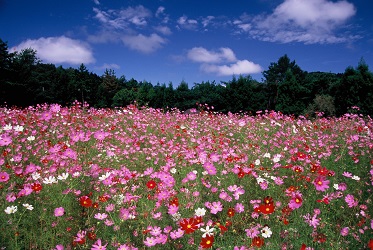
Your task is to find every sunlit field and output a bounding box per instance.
[0,103,372,250]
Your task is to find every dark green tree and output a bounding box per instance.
[334,59,373,116]
[263,55,306,111]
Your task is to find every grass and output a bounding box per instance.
[0,103,372,250]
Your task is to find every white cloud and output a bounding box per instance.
[122,33,167,53]
[187,47,237,63]
[273,0,355,28]
[93,5,151,29]
[154,25,172,35]
[93,0,100,5]
[202,16,215,28]
[96,63,120,70]
[187,46,262,76]
[201,60,262,76]
[236,0,357,44]
[12,36,95,65]
[177,15,198,30]
[155,6,165,18]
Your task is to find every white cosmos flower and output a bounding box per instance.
[23,203,34,210]
[99,172,111,181]
[261,226,272,238]
[43,176,57,184]
[27,136,35,141]
[200,226,215,238]
[352,175,360,181]
[31,172,41,180]
[263,153,271,158]
[195,207,207,217]
[57,173,69,181]
[5,205,18,214]
[13,125,24,132]
[3,124,12,131]
[170,168,177,174]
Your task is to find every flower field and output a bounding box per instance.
[0,103,372,250]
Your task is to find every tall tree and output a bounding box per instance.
[334,59,373,116]
[262,55,306,110]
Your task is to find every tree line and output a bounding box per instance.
[1,38,372,116]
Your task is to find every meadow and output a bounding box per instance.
[0,103,372,250]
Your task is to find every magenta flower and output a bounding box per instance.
[313,176,330,191]
[210,201,223,214]
[289,193,303,209]
[55,245,64,250]
[0,172,10,183]
[54,207,65,217]
[235,203,245,213]
[0,134,12,146]
[94,213,108,220]
[345,194,358,208]
[91,239,107,250]
[340,227,349,236]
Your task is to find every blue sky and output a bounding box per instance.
[1,0,372,86]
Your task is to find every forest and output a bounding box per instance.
[1,38,373,117]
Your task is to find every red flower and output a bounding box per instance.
[300,243,307,250]
[98,195,109,202]
[259,203,275,214]
[169,197,179,206]
[252,236,264,248]
[31,183,42,192]
[368,239,373,250]
[146,180,157,189]
[227,208,235,217]
[263,196,273,205]
[179,217,199,234]
[237,171,245,178]
[87,231,96,240]
[92,202,99,209]
[79,196,92,208]
[200,235,214,249]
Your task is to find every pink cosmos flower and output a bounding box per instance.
[340,227,349,236]
[54,207,65,217]
[143,237,157,247]
[168,204,179,215]
[313,176,330,191]
[245,225,260,238]
[0,172,10,183]
[210,201,223,214]
[0,134,12,146]
[94,213,108,220]
[55,245,64,250]
[259,181,268,190]
[289,193,303,209]
[91,239,107,250]
[187,171,197,181]
[345,194,358,208]
[203,162,217,175]
[235,203,245,213]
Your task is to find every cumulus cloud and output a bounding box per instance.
[187,47,262,76]
[187,47,237,63]
[236,0,357,44]
[12,36,95,65]
[201,60,262,76]
[122,33,167,53]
